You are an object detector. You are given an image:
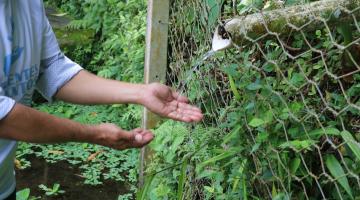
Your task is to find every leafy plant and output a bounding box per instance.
[16,188,40,200]
[38,183,65,196]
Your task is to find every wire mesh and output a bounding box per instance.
[144,0,360,199]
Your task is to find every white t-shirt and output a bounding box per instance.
[0,1,82,198]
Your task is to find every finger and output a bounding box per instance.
[178,102,202,112]
[168,111,193,123]
[141,131,154,145]
[177,107,203,120]
[118,130,135,141]
[189,114,203,122]
[133,128,143,133]
[172,91,189,103]
[132,131,154,147]
[135,134,143,142]
[180,112,203,122]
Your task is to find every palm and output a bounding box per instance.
[143,83,203,123]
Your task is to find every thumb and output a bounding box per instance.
[121,128,143,141]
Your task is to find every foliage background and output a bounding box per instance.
[17,0,147,199]
[140,0,360,199]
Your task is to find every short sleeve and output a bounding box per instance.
[0,88,16,120]
[37,9,83,101]
[36,53,83,102]
[41,17,61,60]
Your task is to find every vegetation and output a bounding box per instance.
[139,0,360,199]
[15,0,360,199]
[16,0,146,199]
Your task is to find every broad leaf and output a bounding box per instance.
[308,127,340,138]
[16,188,30,200]
[325,155,353,199]
[249,118,265,127]
[279,140,316,151]
[290,157,301,174]
[340,131,360,161]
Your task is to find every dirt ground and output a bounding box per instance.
[16,156,130,200]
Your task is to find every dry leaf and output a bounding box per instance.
[48,150,64,155]
[87,150,104,162]
[14,159,22,169]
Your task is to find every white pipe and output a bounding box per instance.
[212,26,233,52]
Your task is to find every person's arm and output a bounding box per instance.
[0,103,153,149]
[55,70,145,105]
[56,70,203,123]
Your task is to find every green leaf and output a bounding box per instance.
[177,159,188,200]
[246,82,262,90]
[340,131,360,161]
[204,186,215,193]
[206,0,220,26]
[256,132,269,143]
[16,188,30,200]
[242,174,248,200]
[53,183,60,191]
[251,143,261,153]
[197,150,238,170]
[279,140,316,151]
[337,23,353,45]
[289,73,305,87]
[249,118,265,127]
[325,155,353,199]
[308,127,340,138]
[229,75,241,101]
[137,174,155,200]
[272,183,277,198]
[290,157,301,174]
[223,125,241,144]
[232,159,247,192]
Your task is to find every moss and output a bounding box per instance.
[225,0,360,46]
[54,28,95,48]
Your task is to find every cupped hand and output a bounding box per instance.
[93,123,154,150]
[141,83,203,123]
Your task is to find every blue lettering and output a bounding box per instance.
[1,64,39,100]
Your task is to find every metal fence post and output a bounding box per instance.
[139,0,170,187]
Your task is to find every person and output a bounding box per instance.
[0,1,203,199]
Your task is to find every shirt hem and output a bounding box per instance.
[0,180,15,200]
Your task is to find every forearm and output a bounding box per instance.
[55,70,146,105]
[0,103,96,143]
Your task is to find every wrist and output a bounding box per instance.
[75,124,99,144]
[134,84,148,105]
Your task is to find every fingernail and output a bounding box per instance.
[135,134,143,142]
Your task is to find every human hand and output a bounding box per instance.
[140,83,203,123]
[91,123,154,150]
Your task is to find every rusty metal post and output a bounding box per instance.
[139,0,170,187]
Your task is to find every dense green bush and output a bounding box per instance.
[46,0,146,82]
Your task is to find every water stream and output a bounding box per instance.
[178,50,216,94]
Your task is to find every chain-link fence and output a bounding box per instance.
[141,0,360,199]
